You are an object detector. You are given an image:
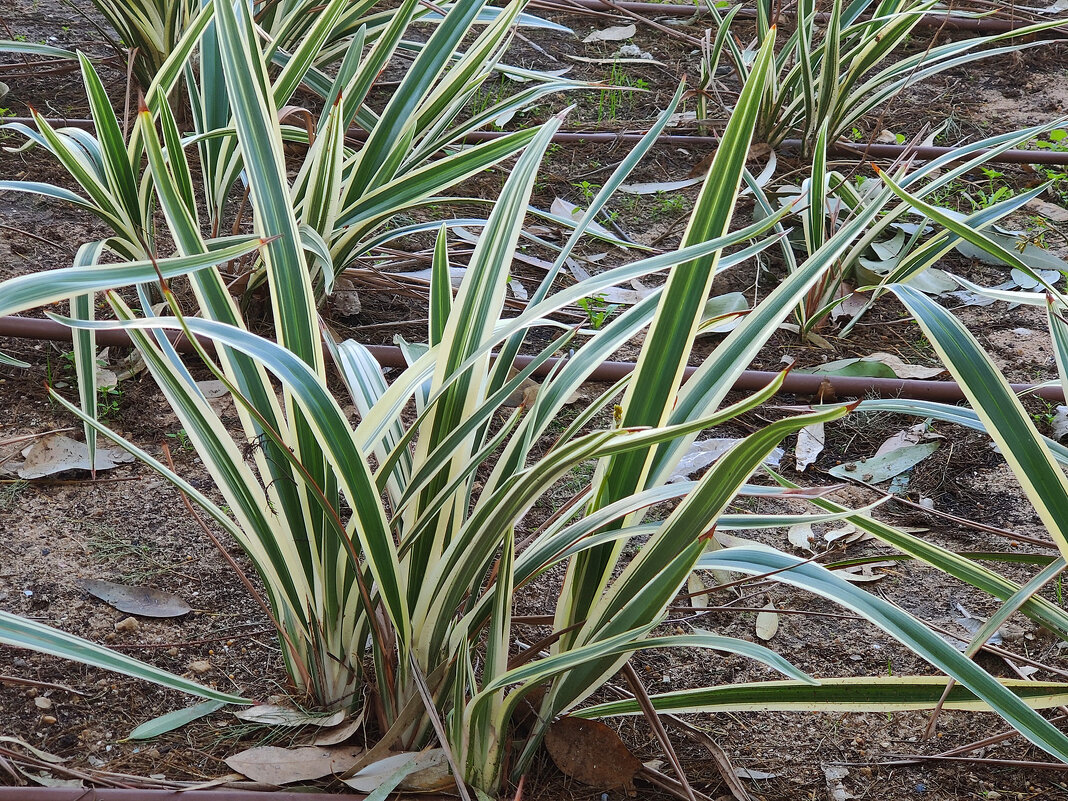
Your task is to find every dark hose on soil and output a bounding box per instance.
[528,0,1068,36]
[1,315,1062,402]
[9,118,1068,168]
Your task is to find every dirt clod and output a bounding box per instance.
[114,616,140,633]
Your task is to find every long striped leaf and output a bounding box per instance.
[891,285,1068,560]
[1,610,246,704]
[689,547,1068,762]
[576,676,1068,718]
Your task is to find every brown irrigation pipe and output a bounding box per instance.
[1,315,1062,402]
[0,789,450,800]
[529,0,1068,36]
[9,117,1068,168]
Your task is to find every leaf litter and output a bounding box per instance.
[78,579,191,618]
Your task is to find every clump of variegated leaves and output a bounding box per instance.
[4,0,1068,794]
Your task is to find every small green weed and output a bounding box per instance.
[98,384,123,419]
[597,62,644,123]
[1032,401,1058,430]
[653,190,686,217]
[572,180,600,202]
[166,429,192,452]
[576,294,620,329]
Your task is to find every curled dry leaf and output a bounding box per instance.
[795,422,824,472]
[224,744,364,785]
[78,579,191,618]
[787,522,814,552]
[544,717,640,796]
[313,712,364,746]
[755,600,779,641]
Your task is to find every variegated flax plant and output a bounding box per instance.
[4,0,1068,795]
[701,0,1063,156]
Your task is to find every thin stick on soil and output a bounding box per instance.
[161,442,313,691]
[0,674,86,695]
[622,661,699,801]
[883,492,1060,550]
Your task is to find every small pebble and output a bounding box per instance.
[114,616,140,633]
[187,660,211,675]
[40,715,57,726]
[34,697,53,711]
[166,647,179,657]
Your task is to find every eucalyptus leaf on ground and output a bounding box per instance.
[342,749,452,793]
[16,434,134,479]
[582,24,636,43]
[233,705,345,728]
[129,700,227,740]
[828,442,940,485]
[225,744,364,785]
[78,579,191,618]
[668,439,783,482]
[755,601,779,641]
[618,178,702,195]
[544,718,640,795]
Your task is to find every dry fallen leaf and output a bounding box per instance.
[342,749,452,793]
[787,522,815,552]
[234,705,345,728]
[550,197,616,240]
[17,434,134,479]
[544,717,640,796]
[830,291,869,321]
[78,579,191,618]
[225,744,364,785]
[668,438,783,482]
[618,177,702,195]
[795,422,825,472]
[755,600,779,641]
[582,24,636,43]
[865,352,944,379]
[313,712,364,746]
[687,573,708,609]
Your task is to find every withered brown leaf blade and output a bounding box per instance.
[544,717,640,796]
